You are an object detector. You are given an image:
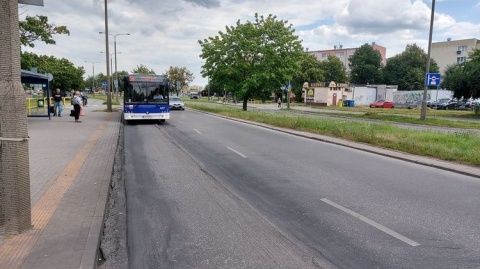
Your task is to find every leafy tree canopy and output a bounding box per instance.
[383,43,439,91]
[349,43,383,84]
[21,52,85,91]
[199,13,304,110]
[322,55,347,84]
[165,66,195,94]
[131,64,156,74]
[440,49,480,99]
[20,15,70,48]
[291,53,324,102]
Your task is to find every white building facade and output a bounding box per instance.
[431,38,480,74]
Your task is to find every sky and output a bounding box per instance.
[19,0,480,87]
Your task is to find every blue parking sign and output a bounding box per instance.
[102,81,107,88]
[425,73,441,86]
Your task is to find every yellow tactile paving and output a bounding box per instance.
[0,117,109,269]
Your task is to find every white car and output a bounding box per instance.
[169,96,185,110]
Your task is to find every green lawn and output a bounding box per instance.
[186,102,480,167]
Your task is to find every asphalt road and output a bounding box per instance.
[123,109,480,268]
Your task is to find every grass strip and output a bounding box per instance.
[187,102,480,167]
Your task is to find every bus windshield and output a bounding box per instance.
[123,75,169,103]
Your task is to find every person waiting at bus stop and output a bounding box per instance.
[53,88,64,117]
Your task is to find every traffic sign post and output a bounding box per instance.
[287,83,292,109]
[425,73,441,86]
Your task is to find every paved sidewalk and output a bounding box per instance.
[0,99,121,269]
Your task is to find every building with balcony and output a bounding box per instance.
[307,42,387,72]
[431,38,480,74]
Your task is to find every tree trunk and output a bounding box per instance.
[0,0,32,235]
[242,95,248,111]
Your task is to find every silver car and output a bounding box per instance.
[169,96,185,110]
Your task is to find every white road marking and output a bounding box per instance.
[321,198,420,247]
[193,129,202,134]
[177,121,183,124]
[227,146,247,158]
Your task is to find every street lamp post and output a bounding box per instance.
[101,0,112,112]
[99,31,130,104]
[85,61,101,92]
[100,52,120,96]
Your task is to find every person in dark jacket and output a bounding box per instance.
[53,88,64,116]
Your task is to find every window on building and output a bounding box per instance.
[458,45,467,51]
[335,52,344,58]
[322,53,328,59]
[457,56,467,63]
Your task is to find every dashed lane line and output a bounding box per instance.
[321,198,420,247]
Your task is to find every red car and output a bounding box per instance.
[369,100,395,108]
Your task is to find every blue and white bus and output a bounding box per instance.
[122,74,171,122]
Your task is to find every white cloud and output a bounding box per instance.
[18,0,480,86]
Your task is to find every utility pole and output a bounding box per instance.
[0,0,32,234]
[421,0,435,120]
[103,0,112,112]
[85,61,100,92]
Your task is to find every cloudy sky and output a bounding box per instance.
[19,0,480,86]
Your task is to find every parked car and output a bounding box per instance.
[432,98,452,109]
[407,100,422,109]
[464,100,478,110]
[369,100,395,108]
[189,94,199,99]
[169,96,185,110]
[436,99,469,110]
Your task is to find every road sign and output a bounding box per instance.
[425,73,441,86]
[102,81,107,88]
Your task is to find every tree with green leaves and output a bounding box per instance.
[322,55,347,84]
[383,44,439,91]
[132,64,156,74]
[441,49,480,99]
[21,52,85,91]
[349,43,383,84]
[165,66,195,95]
[291,53,324,102]
[199,13,304,110]
[19,15,70,48]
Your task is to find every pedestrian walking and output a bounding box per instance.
[53,88,64,116]
[277,97,282,108]
[81,91,88,107]
[72,91,82,123]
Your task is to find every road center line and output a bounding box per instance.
[227,146,247,158]
[321,198,420,247]
[193,129,202,134]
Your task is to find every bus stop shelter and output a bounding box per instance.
[21,69,52,119]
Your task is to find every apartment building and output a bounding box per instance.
[307,42,387,72]
[431,38,480,74]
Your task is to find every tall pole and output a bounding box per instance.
[103,0,112,112]
[92,64,95,91]
[421,0,435,120]
[114,37,118,103]
[100,32,130,104]
[85,61,100,92]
